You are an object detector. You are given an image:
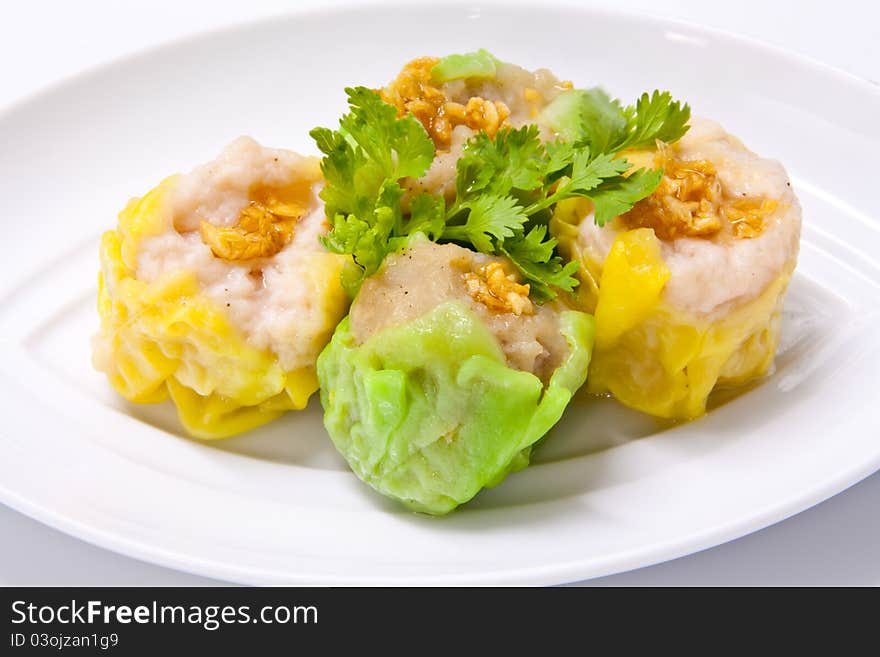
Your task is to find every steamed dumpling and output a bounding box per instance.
[93,137,349,437]
[553,117,801,419]
[317,238,594,514]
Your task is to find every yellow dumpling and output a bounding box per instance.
[93,138,349,438]
[552,118,801,420]
[559,227,792,418]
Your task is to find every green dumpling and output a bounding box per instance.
[317,239,594,515]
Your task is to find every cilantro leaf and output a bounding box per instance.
[402,193,446,241]
[501,225,580,301]
[338,87,435,179]
[443,194,528,252]
[588,168,664,226]
[310,87,436,290]
[526,151,632,215]
[575,88,629,154]
[310,126,366,219]
[562,151,631,195]
[541,87,690,153]
[618,90,690,150]
[543,140,577,181]
[455,125,546,199]
[318,180,405,284]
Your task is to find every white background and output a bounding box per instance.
[1,0,878,585]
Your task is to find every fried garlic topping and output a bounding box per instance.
[464,262,533,315]
[622,143,776,240]
[622,145,723,240]
[200,198,303,261]
[725,198,779,238]
[380,57,511,150]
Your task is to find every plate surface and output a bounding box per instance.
[1,2,879,585]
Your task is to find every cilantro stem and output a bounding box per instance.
[441,226,471,242]
[444,200,467,223]
[523,190,565,216]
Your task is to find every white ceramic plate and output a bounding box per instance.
[1,2,879,585]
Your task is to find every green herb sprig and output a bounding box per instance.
[311,84,690,299]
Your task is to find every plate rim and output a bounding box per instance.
[1,0,877,122]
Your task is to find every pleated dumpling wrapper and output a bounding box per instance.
[318,239,594,515]
[93,137,349,438]
[552,118,801,419]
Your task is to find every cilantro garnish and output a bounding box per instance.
[311,83,689,300]
[562,88,691,154]
[445,128,661,299]
[310,87,436,290]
